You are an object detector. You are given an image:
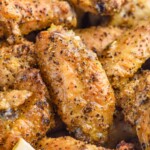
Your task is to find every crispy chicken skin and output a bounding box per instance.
[37,136,107,150]
[111,0,150,27]
[0,40,54,149]
[0,0,76,43]
[100,23,150,90]
[0,40,35,90]
[118,71,150,150]
[35,25,115,144]
[68,0,126,15]
[75,26,123,57]
[0,69,54,150]
[37,137,134,150]
[0,90,32,110]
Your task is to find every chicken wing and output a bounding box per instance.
[0,0,76,43]
[67,0,126,15]
[118,70,150,150]
[37,136,107,150]
[75,26,123,57]
[100,23,150,90]
[0,40,35,90]
[110,0,150,27]
[0,40,54,150]
[0,69,54,150]
[37,137,134,150]
[35,25,115,144]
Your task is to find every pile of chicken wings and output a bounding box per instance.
[0,0,149,150]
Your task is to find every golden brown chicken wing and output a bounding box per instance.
[75,26,123,57]
[100,23,150,90]
[37,136,107,150]
[0,40,35,90]
[0,40,54,150]
[37,137,134,150]
[110,0,150,27]
[118,70,150,150]
[35,25,115,144]
[0,0,76,43]
[0,69,54,150]
[67,0,126,15]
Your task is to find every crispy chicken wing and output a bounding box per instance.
[118,70,150,150]
[35,25,115,144]
[0,0,76,43]
[0,40,35,90]
[100,23,150,90]
[111,0,150,27]
[0,41,54,150]
[0,69,54,150]
[75,26,123,56]
[37,137,134,150]
[67,0,126,15]
[37,136,107,150]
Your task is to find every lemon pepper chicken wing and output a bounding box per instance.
[37,136,107,150]
[35,25,115,144]
[0,40,35,89]
[0,69,54,150]
[75,26,123,57]
[100,23,150,90]
[0,0,76,43]
[118,70,150,150]
[0,41,54,149]
[67,0,126,15]
[111,0,150,27]
[37,137,134,150]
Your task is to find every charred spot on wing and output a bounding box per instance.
[97,2,105,14]
[35,100,48,110]
[42,117,50,126]
[0,109,18,120]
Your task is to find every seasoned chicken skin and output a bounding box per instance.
[0,41,54,150]
[37,137,134,150]
[119,70,150,150]
[35,25,115,144]
[0,40,35,90]
[100,23,150,90]
[0,90,32,110]
[0,0,76,43]
[68,0,125,15]
[0,69,54,150]
[75,26,123,56]
[37,136,107,150]
[111,0,150,27]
